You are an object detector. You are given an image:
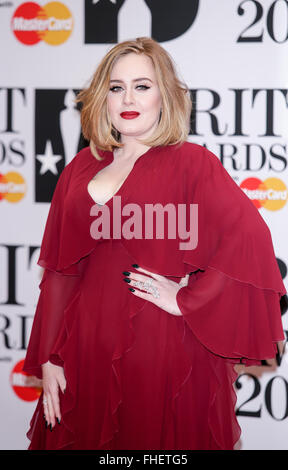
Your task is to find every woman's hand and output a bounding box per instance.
[124,265,189,316]
[41,360,66,430]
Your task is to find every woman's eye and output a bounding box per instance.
[136,85,150,90]
[109,86,122,92]
[109,85,150,92]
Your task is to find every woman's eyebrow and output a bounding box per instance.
[109,77,153,83]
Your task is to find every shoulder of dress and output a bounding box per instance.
[168,142,227,185]
[178,141,204,153]
[53,146,93,189]
[178,141,224,167]
[171,141,212,167]
[63,146,94,172]
[172,141,207,159]
[71,145,93,165]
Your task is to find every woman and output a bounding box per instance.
[24,37,286,450]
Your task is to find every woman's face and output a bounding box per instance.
[107,53,162,143]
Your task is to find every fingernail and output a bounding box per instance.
[57,418,61,425]
[123,278,131,283]
[132,264,139,268]
[45,420,48,429]
[128,288,135,292]
[49,424,53,432]
[122,271,130,276]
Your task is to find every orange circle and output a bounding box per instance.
[261,177,288,211]
[42,2,73,45]
[2,172,26,203]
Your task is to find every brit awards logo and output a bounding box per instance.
[35,89,86,202]
[85,0,200,43]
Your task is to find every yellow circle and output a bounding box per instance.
[262,177,288,211]
[4,172,26,203]
[42,2,73,46]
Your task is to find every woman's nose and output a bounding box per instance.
[123,88,135,105]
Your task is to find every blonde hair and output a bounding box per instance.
[76,37,192,159]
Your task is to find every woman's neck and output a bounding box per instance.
[115,137,151,162]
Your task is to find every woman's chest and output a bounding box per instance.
[87,158,136,206]
[66,150,195,217]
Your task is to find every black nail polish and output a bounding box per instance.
[57,418,61,425]
[45,420,48,429]
[123,278,131,283]
[122,271,130,276]
[49,424,53,431]
[132,264,139,268]
[128,288,135,292]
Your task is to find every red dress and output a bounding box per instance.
[23,142,286,450]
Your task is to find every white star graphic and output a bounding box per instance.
[36,140,62,175]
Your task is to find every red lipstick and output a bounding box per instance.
[120,111,140,119]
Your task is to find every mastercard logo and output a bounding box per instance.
[10,359,42,402]
[0,172,26,203]
[11,1,73,46]
[240,177,288,211]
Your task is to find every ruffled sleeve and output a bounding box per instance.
[36,161,79,275]
[23,266,85,378]
[176,267,284,364]
[176,144,286,364]
[23,159,88,379]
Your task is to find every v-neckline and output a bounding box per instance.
[87,146,156,206]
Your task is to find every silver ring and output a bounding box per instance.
[134,278,160,299]
[135,278,153,291]
[43,398,47,405]
[134,280,143,289]
[150,287,160,299]
[144,278,153,289]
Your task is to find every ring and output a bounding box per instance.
[134,278,153,291]
[134,278,160,299]
[151,287,160,299]
[43,398,47,405]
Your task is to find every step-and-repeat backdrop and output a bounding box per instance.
[1,0,288,450]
